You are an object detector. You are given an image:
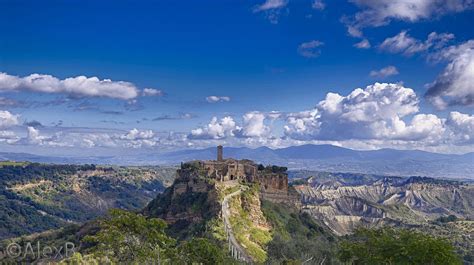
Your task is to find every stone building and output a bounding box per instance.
[180,146,289,191]
[174,146,300,208]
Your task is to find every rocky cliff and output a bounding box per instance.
[143,168,221,238]
[296,175,474,235]
[143,161,304,262]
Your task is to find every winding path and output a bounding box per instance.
[222,187,253,263]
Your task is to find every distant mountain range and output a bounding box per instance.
[1,144,473,179]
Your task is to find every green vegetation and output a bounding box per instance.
[413,220,474,264]
[262,200,338,264]
[177,238,229,264]
[0,161,29,167]
[144,181,220,240]
[61,209,234,265]
[229,185,272,263]
[338,228,462,265]
[435,214,458,223]
[84,209,175,264]
[216,184,240,201]
[258,164,288,173]
[0,162,468,264]
[0,163,175,239]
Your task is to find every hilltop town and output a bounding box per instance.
[177,145,300,205]
[144,146,302,262]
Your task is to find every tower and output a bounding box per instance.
[217,145,223,161]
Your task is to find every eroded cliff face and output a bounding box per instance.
[256,171,303,208]
[296,177,474,235]
[240,186,271,229]
[143,169,220,233]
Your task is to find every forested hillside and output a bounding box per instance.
[0,162,176,239]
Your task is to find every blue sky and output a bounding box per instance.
[0,0,473,156]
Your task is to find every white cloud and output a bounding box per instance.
[254,0,287,12]
[206,96,231,103]
[281,82,474,150]
[27,126,47,145]
[344,0,473,37]
[0,110,19,129]
[0,72,139,100]
[190,111,273,140]
[446,111,474,144]
[354,39,371,49]
[117,128,157,148]
[189,116,239,140]
[379,31,454,56]
[240,111,270,138]
[120,128,154,140]
[312,0,325,10]
[253,0,288,24]
[142,88,164,97]
[14,127,161,149]
[0,130,19,144]
[369,66,399,78]
[284,109,321,140]
[425,40,474,108]
[284,83,425,141]
[298,40,324,58]
[24,127,68,147]
[120,129,158,148]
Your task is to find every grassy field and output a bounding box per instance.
[0,161,29,167]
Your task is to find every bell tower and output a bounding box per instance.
[217,145,223,161]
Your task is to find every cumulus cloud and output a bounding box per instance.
[446,111,474,144]
[354,39,371,49]
[379,31,454,56]
[377,32,472,109]
[118,128,157,148]
[0,110,19,129]
[253,0,288,24]
[425,40,474,108]
[0,72,140,100]
[298,40,324,58]
[26,126,49,145]
[22,126,71,147]
[344,0,473,37]
[369,66,399,78]
[120,128,154,140]
[190,111,273,140]
[284,83,426,141]
[284,109,320,140]
[281,82,474,150]
[239,111,270,138]
[189,116,239,140]
[206,96,231,103]
[142,88,164,97]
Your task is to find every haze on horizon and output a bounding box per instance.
[1,0,474,157]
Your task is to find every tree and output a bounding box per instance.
[338,228,462,265]
[85,209,176,264]
[177,238,229,264]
